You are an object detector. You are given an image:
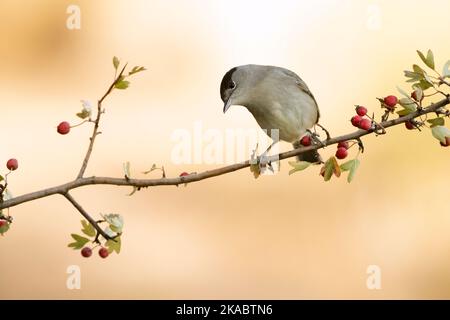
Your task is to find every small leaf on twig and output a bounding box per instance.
[81,220,96,237]
[340,159,361,183]
[417,49,435,70]
[427,117,445,128]
[128,66,146,76]
[76,100,92,119]
[320,156,341,182]
[113,56,120,70]
[288,161,311,175]
[106,236,121,254]
[68,234,90,249]
[115,80,130,90]
[398,97,417,112]
[250,163,261,179]
[396,108,413,116]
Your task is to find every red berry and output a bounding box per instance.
[6,158,18,171]
[0,220,7,228]
[300,135,311,146]
[179,172,189,177]
[383,95,398,109]
[337,141,349,149]
[405,121,415,130]
[335,147,348,160]
[57,121,71,135]
[355,106,367,116]
[99,247,109,259]
[440,137,450,147]
[351,115,362,127]
[359,119,372,131]
[81,247,92,258]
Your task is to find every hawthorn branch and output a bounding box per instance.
[63,192,113,240]
[76,64,128,179]
[1,96,449,211]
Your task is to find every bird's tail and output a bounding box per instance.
[292,142,323,164]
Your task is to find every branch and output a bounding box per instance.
[1,96,448,211]
[63,192,113,240]
[76,64,128,179]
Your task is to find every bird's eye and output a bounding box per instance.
[229,81,236,89]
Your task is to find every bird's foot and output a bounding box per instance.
[315,123,331,141]
[258,153,275,174]
[307,129,326,147]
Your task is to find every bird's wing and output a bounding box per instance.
[279,68,320,123]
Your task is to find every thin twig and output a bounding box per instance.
[76,64,128,179]
[62,192,113,240]
[1,96,448,211]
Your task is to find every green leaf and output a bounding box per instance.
[426,49,435,70]
[68,234,90,250]
[113,56,120,70]
[404,70,422,80]
[0,175,3,182]
[250,163,261,179]
[427,117,445,128]
[340,159,360,183]
[340,159,355,171]
[81,220,96,238]
[412,64,425,75]
[398,97,417,111]
[128,66,146,76]
[288,161,312,175]
[76,108,91,119]
[431,126,450,143]
[396,108,413,116]
[396,86,411,99]
[123,161,131,178]
[414,80,433,91]
[320,156,341,182]
[106,236,121,254]
[114,80,130,90]
[417,49,435,70]
[442,60,450,78]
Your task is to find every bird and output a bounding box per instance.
[220,64,322,163]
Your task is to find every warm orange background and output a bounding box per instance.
[0,0,449,299]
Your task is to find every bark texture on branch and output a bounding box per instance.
[1,96,448,211]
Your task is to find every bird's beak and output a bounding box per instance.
[223,98,232,113]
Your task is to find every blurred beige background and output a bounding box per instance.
[0,0,449,299]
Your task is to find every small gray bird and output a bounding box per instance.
[220,65,322,163]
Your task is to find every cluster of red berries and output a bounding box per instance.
[350,106,372,131]
[335,141,350,160]
[57,121,71,135]
[6,158,18,171]
[81,246,109,259]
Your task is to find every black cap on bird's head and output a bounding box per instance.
[220,67,238,113]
